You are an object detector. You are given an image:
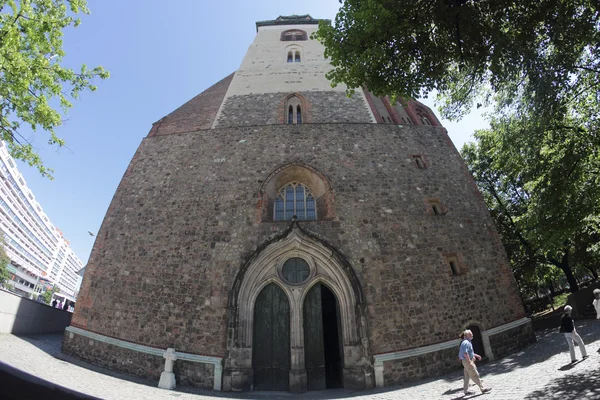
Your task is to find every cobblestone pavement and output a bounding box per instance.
[1,320,599,400]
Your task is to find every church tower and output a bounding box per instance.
[63,15,535,393]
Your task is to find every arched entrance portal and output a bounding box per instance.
[252,284,290,390]
[304,283,343,390]
[224,222,373,393]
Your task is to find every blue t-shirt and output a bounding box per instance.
[458,339,474,360]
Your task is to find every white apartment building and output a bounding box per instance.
[0,141,83,301]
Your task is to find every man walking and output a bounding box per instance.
[458,329,492,396]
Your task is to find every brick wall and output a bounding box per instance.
[148,73,234,137]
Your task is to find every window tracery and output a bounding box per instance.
[274,182,316,221]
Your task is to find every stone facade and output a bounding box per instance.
[64,14,534,393]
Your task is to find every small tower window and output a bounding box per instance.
[287,52,293,63]
[295,51,301,62]
[412,155,426,169]
[274,182,316,221]
[285,95,304,125]
[428,199,443,215]
[445,255,462,276]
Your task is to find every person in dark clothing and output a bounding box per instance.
[51,299,57,308]
[560,305,588,362]
[62,301,69,311]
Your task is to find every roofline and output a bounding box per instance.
[255,15,330,32]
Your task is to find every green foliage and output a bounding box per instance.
[41,283,59,303]
[315,1,600,123]
[0,232,10,283]
[461,114,600,294]
[0,0,109,178]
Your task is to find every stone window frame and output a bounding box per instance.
[277,93,311,124]
[285,45,303,63]
[258,162,335,222]
[285,95,303,125]
[277,255,316,286]
[426,198,446,216]
[281,29,308,41]
[412,154,427,169]
[224,226,370,392]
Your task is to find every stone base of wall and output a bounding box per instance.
[489,321,537,359]
[383,347,460,386]
[62,330,214,390]
[382,320,537,387]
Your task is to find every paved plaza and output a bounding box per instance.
[1,320,599,400]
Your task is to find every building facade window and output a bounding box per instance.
[281,257,310,284]
[281,30,307,41]
[285,96,303,125]
[274,182,316,221]
[286,48,302,63]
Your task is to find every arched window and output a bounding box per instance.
[285,96,303,125]
[287,52,293,63]
[274,182,316,221]
[295,51,301,62]
[281,30,308,41]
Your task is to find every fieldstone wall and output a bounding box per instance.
[62,330,163,381]
[489,323,537,359]
[215,91,373,127]
[383,347,459,385]
[67,122,527,386]
[62,330,215,389]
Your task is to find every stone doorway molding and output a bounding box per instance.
[223,220,373,393]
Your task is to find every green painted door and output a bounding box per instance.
[253,283,290,391]
[303,283,326,390]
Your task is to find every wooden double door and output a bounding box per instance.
[252,283,343,391]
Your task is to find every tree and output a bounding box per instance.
[0,232,10,284]
[41,284,59,304]
[315,1,600,124]
[0,0,109,178]
[462,113,600,293]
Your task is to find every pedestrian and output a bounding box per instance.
[593,289,600,319]
[458,329,492,396]
[62,301,69,311]
[52,299,57,308]
[560,305,588,362]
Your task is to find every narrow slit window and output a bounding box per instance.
[413,155,426,169]
[449,260,458,275]
[297,105,302,124]
[432,203,441,215]
[288,106,294,125]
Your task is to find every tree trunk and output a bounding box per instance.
[549,249,579,293]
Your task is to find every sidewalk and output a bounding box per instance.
[0,320,599,399]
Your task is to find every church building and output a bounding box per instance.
[62,15,535,393]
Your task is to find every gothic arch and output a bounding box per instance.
[223,221,371,392]
[257,162,335,222]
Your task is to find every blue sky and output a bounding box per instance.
[15,0,488,265]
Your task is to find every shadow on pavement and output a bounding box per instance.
[478,320,600,378]
[525,368,600,399]
[0,360,101,400]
